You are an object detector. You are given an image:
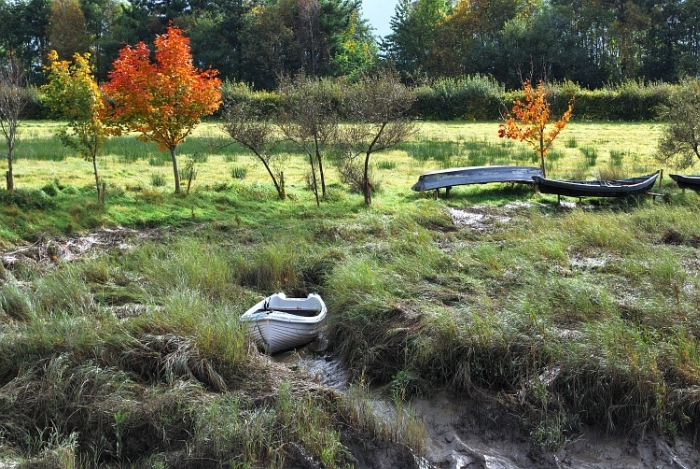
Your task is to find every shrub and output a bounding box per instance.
[413,75,503,120]
[220,80,281,118]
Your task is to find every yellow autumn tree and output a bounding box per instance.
[43,50,108,202]
[499,80,574,177]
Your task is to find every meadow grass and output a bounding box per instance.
[2,119,700,464]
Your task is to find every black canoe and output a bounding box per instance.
[532,171,660,198]
[670,174,700,193]
[411,165,543,192]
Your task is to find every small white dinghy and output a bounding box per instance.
[240,292,327,354]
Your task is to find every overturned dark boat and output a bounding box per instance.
[532,171,660,198]
[670,174,700,193]
[412,165,543,194]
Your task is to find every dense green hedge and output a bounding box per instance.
[219,80,282,118]
[543,81,673,121]
[219,77,675,122]
[424,79,674,121]
[411,75,505,121]
[24,77,680,122]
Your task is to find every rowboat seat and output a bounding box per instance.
[267,293,322,317]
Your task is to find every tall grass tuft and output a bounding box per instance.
[33,267,95,315]
[580,146,599,167]
[609,149,625,168]
[230,165,248,179]
[149,173,166,187]
[402,140,461,165]
[0,282,33,321]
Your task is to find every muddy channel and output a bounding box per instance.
[279,347,700,469]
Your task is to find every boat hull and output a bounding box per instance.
[532,172,660,198]
[670,174,700,193]
[412,166,543,191]
[240,293,327,354]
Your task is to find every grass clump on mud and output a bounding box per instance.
[323,200,700,450]
[0,230,423,468]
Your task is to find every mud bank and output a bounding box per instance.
[289,352,700,469]
[413,393,699,469]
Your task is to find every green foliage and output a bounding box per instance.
[544,81,673,121]
[655,77,700,170]
[413,75,504,120]
[220,81,281,118]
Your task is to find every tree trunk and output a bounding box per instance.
[170,146,181,193]
[261,160,285,200]
[363,151,372,205]
[92,153,101,203]
[316,150,326,197]
[6,149,14,193]
[539,133,546,178]
[308,152,319,206]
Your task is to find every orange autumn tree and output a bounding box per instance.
[498,80,574,177]
[102,26,221,193]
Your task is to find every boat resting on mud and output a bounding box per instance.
[412,165,544,195]
[240,292,327,354]
[532,171,660,199]
[670,174,700,193]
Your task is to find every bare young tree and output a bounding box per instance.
[277,73,339,205]
[338,69,417,205]
[0,56,32,193]
[222,100,287,200]
[656,77,700,170]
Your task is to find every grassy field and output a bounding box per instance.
[1,120,700,467]
[9,121,664,197]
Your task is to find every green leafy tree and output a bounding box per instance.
[329,11,378,78]
[0,0,51,82]
[47,0,90,60]
[382,0,449,75]
[656,77,700,170]
[42,50,108,202]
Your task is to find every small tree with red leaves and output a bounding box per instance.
[499,80,574,178]
[102,26,222,193]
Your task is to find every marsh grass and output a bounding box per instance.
[580,146,599,167]
[2,120,699,462]
[0,235,421,467]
